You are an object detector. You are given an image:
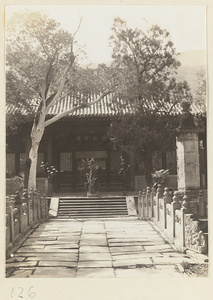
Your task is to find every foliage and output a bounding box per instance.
[107,18,193,184]
[40,162,58,179]
[109,18,192,109]
[78,158,99,194]
[118,156,130,192]
[6,11,117,189]
[193,67,207,111]
[151,169,170,188]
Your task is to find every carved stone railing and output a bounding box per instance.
[137,186,208,254]
[6,189,49,256]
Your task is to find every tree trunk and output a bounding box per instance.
[28,117,45,190]
[22,136,31,189]
[28,140,39,189]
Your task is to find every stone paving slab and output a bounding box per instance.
[79,246,110,253]
[112,253,163,260]
[6,257,26,263]
[109,246,143,253]
[114,265,185,278]
[153,256,198,264]
[6,261,38,267]
[76,268,115,278]
[44,244,79,249]
[25,256,78,262]
[81,230,106,234]
[108,238,149,243]
[81,233,106,237]
[80,240,108,246]
[23,240,59,245]
[38,261,77,267]
[31,267,76,278]
[8,269,34,278]
[26,237,58,241]
[112,257,153,267]
[78,260,113,268]
[108,242,145,247]
[20,245,46,249]
[6,218,205,278]
[143,244,173,251]
[79,253,112,261]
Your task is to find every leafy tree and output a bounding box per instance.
[193,67,207,110]
[108,18,193,185]
[6,11,116,189]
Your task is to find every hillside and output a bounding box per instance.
[84,50,206,95]
[175,50,206,94]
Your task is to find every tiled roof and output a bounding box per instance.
[47,93,134,117]
[6,93,205,119]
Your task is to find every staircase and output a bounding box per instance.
[57,197,129,218]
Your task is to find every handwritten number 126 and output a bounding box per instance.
[11,286,36,298]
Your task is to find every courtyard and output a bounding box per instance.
[6,218,207,278]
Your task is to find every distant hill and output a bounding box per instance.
[175,50,206,94]
[83,50,206,95]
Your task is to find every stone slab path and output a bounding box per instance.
[6,218,204,278]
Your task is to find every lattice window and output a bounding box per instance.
[60,152,72,172]
[110,151,121,172]
[76,151,107,171]
[76,151,107,159]
[20,153,26,173]
[6,153,15,177]
[152,152,162,171]
[166,150,177,175]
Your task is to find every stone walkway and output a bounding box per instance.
[6,218,203,278]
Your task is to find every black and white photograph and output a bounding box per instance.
[3,1,210,290]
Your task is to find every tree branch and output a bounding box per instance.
[44,86,117,127]
[46,17,83,111]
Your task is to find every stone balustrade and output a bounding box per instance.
[138,186,208,254]
[6,189,49,256]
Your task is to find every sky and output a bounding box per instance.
[6,5,206,64]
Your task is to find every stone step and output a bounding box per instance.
[57,215,128,219]
[58,213,128,217]
[59,208,127,211]
[59,199,126,203]
[59,203,126,207]
[59,203,126,206]
[57,196,128,219]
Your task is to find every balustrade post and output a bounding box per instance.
[181,192,191,248]
[28,188,34,223]
[156,184,163,221]
[171,191,181,238]
[9,195,15,243]
[146,187,151,219]
[37,190,41,220]
[45,195,49,218]
[138,191,142,219]
[23,190,30,226]
[34,190,39,221]
[14,191,22,233]
[142,189,146,219]
[163,187,171,229]
[182,191,190,213]
[151,186,156,218]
